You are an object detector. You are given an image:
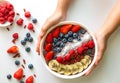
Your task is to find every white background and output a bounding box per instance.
[0,0,120,83]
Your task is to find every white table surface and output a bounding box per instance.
[0,0,120,83]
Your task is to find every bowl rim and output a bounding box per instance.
[40,21,98,79]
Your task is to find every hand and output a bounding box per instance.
[85,31,108,76]
[36,11,66,55]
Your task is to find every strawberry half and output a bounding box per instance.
[52,27,60,38]
[7,46,19,54]
[45,51,54,61]
[14,68,23,80]
[60,24,72,34]
[71,25,81,33]
[46,33,53,43]
[44,43,52,52]
[26,75,34,83]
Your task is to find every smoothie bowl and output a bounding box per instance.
[40,21,98,79]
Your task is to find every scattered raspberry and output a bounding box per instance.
[56,56,63,63]
[25,11,31,18]
[27,23,34,31]
[45,51,54,61]
[26,75,34,83]
[14,68,23,80]
[16,18,24,26]
[12,33,19,39]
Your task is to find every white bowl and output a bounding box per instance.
[40,21,98,79]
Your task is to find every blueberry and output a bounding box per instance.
[25,46,31,52]
[52,43,56,47]
[73,33,78,38]
[53,48,57,52]
[62,38,67,43]
[28,37,33,42]
[64,34,69,39]
[21,40,26,45]
[28,64,34,69]
[7,74,12,79]
[56,47,62,52]
[32,18,37,24]
[68,31,73,36]
[24,37,29,41]
[57,37,61,41]
[60,42,65,47]
[53,55,57,59]
[53,38,58,43]
[59,33,64,38]
[26,32,31,37]
[15,60,20,65]
[20,80,24,83]
[56,41,61,47]
[79,28,86,34]
[68,37,73,42]
[77,36,81,41]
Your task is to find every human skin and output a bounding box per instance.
[36,0,120,76]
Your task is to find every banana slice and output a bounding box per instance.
[75,62,84,73]
[84,55,92,64]
[72,64,79,75]
[64,65,73,76]
[57,64,66,74]
[48,60,60,72]
[81,59,89,69]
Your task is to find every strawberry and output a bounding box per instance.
[14,68,23,80]
[45,51,54,61]
[56,56,63,63]
[87,40,95,48]
[64,54,71,61]
[46,33,53,43]
[25,11,31,18]
[16,18,24,26]
[12,33,19,39]
[52,27,60,38]
[60,24,72,34]
[71,25,81,33]
[44,43,52,52]
[26,75,34,83]
[28,23,34,31]
[69,49,75,56]
[7,46,19,54]
[77,47,84,55]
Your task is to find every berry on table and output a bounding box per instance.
[7,46,19,54]
[21,40,26,45]
[28,64,34,69]
[28,37,33,42]
[27,23,34,31]
[25,11,31,18]
[12,33,19,39]
[20,80,24,83]
[25,46,31,52]
[15,60,20,66]
[14,68,23,80]
[25,75,34,83]
[7,74,12,79]
[32,18,37,24]
[16,18,24,26]
[26,32,31,38]
[24,37,29,41]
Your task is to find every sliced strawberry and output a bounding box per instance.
[46,33,53,43]
[14,68,23,80]
[7,46,19,54]
[45,51,54,61]
[71,25,81,33]
[44,43,52,52]
[56,56,63,63]
[16,18,24,26]
[60,24,72,34]
[52,27,60,38]
[26,75,34,83]
[77,47,84,55]
[87,40,95,48]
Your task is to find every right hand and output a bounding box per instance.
[36,11,66,55]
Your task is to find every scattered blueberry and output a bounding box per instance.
[73,33,78,38]
[32,18,37,24]
[21,40,26,45]
[24,37,29,41]
[56,41,61,47]
[60,42,65,47]
[25,46,31,52]
[68,37,73,42]
[62,38,67,43]
[77,36,81,41]
[7,74,12,79]
[15,60,20,66]
[28,64,34,69]
[59,33,64,38]
[56,47,62,52]
[68,31,73,36]
[79,28,86,34]
[53,38,58,43]
[28,37,33,42]
[20,80,24,83]
[26,32,31,37]
[64,34,69,39]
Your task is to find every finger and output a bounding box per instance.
[84,64,96,76]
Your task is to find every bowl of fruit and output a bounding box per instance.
[40,21,98,79]
[0,0,15,27]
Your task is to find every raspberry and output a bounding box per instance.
[56,56,63,63]
[64,54,71,61]
[27,23,34,31]
[12,33,19,39]
[16,18,24,26]
[77,47,84,55]
[69,50,75,56]
[8,16,14,23]
[25,11,31,18]
[87,40,95,48]
[9,10,15,16]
